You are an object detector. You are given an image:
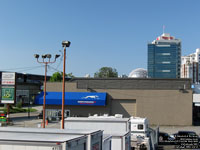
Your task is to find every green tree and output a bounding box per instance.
[94,67,118,78]
[50,72,75,82]
[66,72,75,78]
[50,72,62,82]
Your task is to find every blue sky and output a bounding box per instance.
[0,0,200,77]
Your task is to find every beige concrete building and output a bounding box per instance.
[44,78,193,126]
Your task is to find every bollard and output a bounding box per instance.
[46,120,48,125]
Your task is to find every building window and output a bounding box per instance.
[162,53,171,56]
[138,124,144,130]
[156,45,170,47]
[162,61,171,64]
[162,70,171,72]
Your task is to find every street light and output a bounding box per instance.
[61,40,71,129]
[34,53,60,128]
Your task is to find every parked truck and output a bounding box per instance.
[64,116,131,150]
[0,131,87,150]
[130,117,150,149]
[0,127,103,150]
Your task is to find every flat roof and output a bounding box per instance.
[65,117,130,122]
[0,127,102,135]
[0,132,86,143]
[72,78,191,90]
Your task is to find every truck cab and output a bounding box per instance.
[130,117,150,149]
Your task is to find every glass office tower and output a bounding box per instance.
[148,33,181,78]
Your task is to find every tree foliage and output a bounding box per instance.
[66,72,75,78]
[50,72,75,82]
[50,72,62,82]
[94,67,118,78]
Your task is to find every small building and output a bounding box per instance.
[36,78,193,126]
[0,71,47,105]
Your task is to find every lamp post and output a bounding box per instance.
[34,54,60,128]
[61,41,71,129]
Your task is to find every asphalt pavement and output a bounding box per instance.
[2,106,200,136]
[6,105,60,128]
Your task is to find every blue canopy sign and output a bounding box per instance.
[35,92,107,106]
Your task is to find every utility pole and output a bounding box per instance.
[61,41,71,129]
[34,54,60,128]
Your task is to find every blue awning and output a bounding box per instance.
[35,92,107,106]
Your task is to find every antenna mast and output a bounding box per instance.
[163,25,165,34]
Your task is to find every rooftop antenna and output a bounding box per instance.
[163,25,165,34]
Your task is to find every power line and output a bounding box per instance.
[0,65,43,71]
[55,50,63,70]
[16,66,44,72]
[48,65,62,73]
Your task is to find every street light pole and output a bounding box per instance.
[61,41,71,129]
[34,54,60,128]
[42,62,47,127]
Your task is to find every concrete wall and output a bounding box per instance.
[46,81,193,126]
[135,90,192,126]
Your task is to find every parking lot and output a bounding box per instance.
[2,106,200,137]
[5,106,59,128]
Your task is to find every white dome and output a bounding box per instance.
[128,68,147,78]
[84,74,90,78]
[196,48,200,53]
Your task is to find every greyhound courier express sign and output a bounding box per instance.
[1,72,16,104]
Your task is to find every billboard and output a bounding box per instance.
[1,86,15,104]
[1,72,16,85]
[1,72,16,104]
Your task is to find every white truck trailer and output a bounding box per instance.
[64,117,131,150]
[0,127,102,150]
[0,131,87,150]
[65,117,130,133]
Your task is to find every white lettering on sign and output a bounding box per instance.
[78,101,96,104]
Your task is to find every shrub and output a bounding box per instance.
[16,101,22,108]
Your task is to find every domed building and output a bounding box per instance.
[128,68,147,78]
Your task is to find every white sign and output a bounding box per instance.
[193,94,200,103]
[1,100,15,104]
[1,72,16,85]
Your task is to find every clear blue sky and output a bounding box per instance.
[0,0,200,77]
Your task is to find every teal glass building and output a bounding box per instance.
[148,33,181,78]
